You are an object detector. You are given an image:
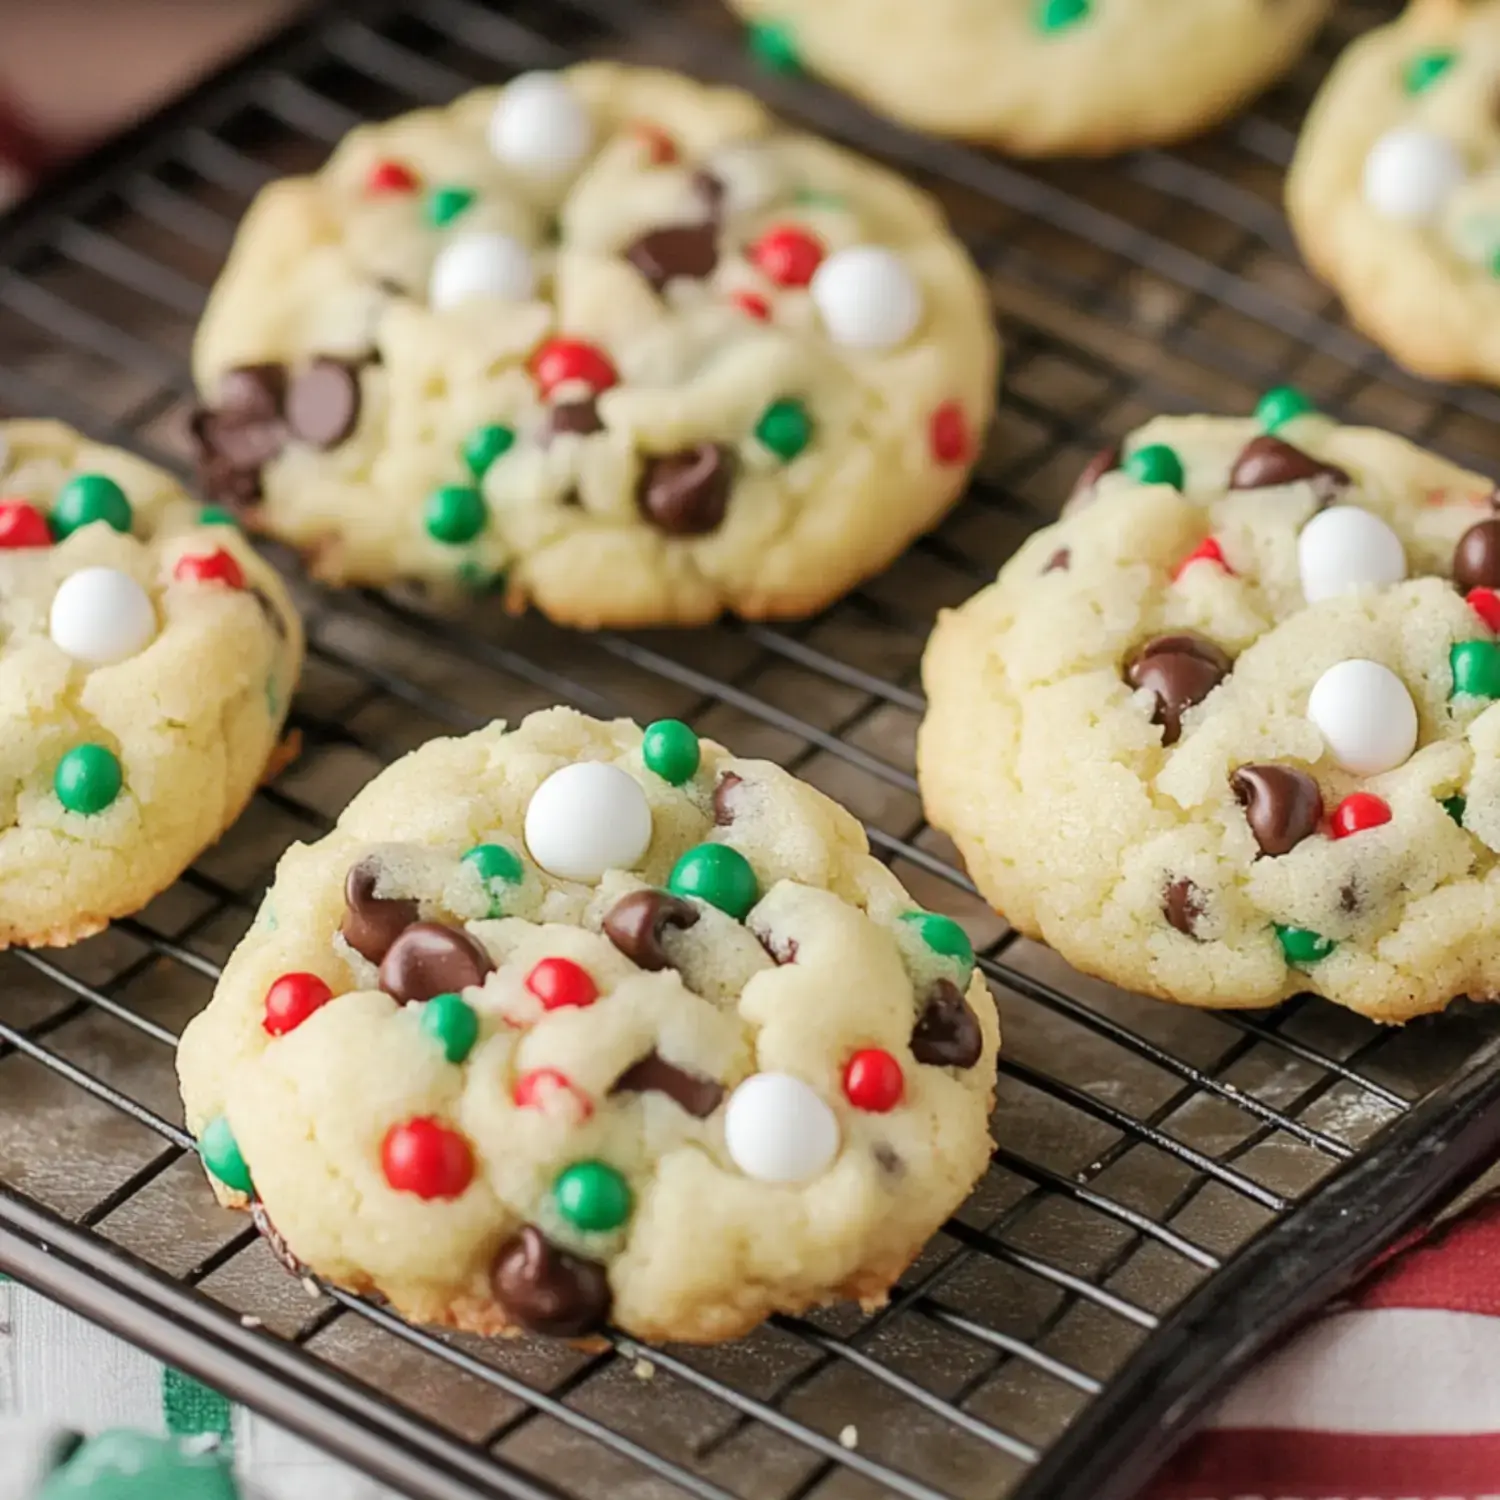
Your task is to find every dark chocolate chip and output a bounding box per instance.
[285,358,362,449]
[251,1199,306,1278]
[1228,436,1349,502]
[602,889,699,971]
[691,170,726,218]
[545,398,604,442]
[378,921,493,1004]
[910,978,983,1069]
[189,363,292,509]
[340,858,420,965]
[713,772,743,826]
[1124,633,1232,747]
[1231,763,1324,857]
[219,364,287,419]
[1454,519,1500,592]
[609,1050,724,1117]
[637,444,737,535]
[1162,877,1204,938]
[492,1225,611,1337]
[1042,547,1071,574]
[625,222,719,293]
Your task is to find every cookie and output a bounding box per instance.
[176,707,999,1343]
[919,395,1500,1022]
[729,0,1332,157]
[1288,0,1500,382]
[0,420,301,950]
[189,63,997,627]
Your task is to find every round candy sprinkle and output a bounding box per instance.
[464,423,515,478]
[1124,445,1184,490]
[55,744,122,815]
[525,956,599,1011]
[929,400,971,466]
[1451,640,1500,699]
[755,398,812,460]
[1444,794,1467,825]
[1404,49,1455,95]
[1468,588,1500,632]
[201,1115,253,1194]
[524,761,652,880]
[425,185,476,229]
[530,338,618,398]
[421,991,480,1063]
[1037,0,1090,30]
[367,159,419,194]
[173,549,245,589]
[1172,536,1230,582]
[1255,386,1315,432]
[429,232,536,310]
[668,843,759,920]
[1307,659,1418,775]
[641,719,700,785]
[1363,128,1465,224]
[747,18,800,73]
[49,567,156,666]
[461,842,525,916]
[51,474,132,539]
[731,290,771,321]
[809,246,922,351]
[1297,505,1406,603]
[749,226,825,288]
[514,1067,593,1119]
[0,500,51,547]
[198,506,237,527]
[381,1118,474,1200]
[724,1072,839,1183]
[899,910,975,973]
[263,972,334,1036]
[843,1049,904,1112]
[488,73,592,178]
[1276,923,1335,966]
[553,1160,632,1232]
[1331,792,1392,839]
[630,121,677,164]
[424,485,487,544]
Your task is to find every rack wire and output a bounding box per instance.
[4,2,1500,1498]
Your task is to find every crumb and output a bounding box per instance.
[839,1425,857,1450]
[633,1358,656,1381]
[301,1277,321,1299]
[240,1315,263,1330]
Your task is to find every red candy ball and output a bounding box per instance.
[367,160,419,194]
[530,338,619,398]
[929,401,971,466]
[263,972,334,1036]
[843,1048,904,1113]
[1172,536,1232,582]
[174,549,245,589]
[731,290,771,321]
[749,226,824,288]
[1331,792,1392,839]
[513,1067,594,1119]
[630,122,677,164]
[1468,587,1500,633]
[0,500,51,549]
[381,1118,474,1200]
[525,956,599,1011]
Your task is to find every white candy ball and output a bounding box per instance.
[1298,505,1407,603]
[1363,128,1466,224]
[524,762,652,881]
[488,73,592,178]
[49,567,156,666]
[724,1072,840,1184]
[429,233,536,311]
[1307,659,1418,776]
[810,246,923,351]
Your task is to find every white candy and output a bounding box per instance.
[724,1072,840,1184]
[1297,506,1406,603]
[49,567,156,666]
[1363,127,1466,224]
[524,761,652,881]
[1307,659,1418,775]
[810,246,922,351]
[428,233,536,310]
[488,72,592,178]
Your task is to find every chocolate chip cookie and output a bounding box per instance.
[190,64,997,626]
[176,708,999,1342]
[920,394,1500,1021]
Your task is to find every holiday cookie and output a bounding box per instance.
[920,396,1500,1022]
[730,0,1332,157]
[189,64,997,626]
[1289,0,1500,382]
[176,708,999,1343]
[0,421,301,950]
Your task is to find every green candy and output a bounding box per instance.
[554,1160,632,1232]
[1443,794,1467,826]
[755,399,812,461]
[642,719,700,785]
[198,505,238,527]
[668,843,759,919]
[421,992,479,1064]
[1124,444,1184,490]
[1276,923,1334,966]
[54,744,122,815]
[52,474,132,538]
[462,842,525,916]
[427,185,475,228]
[899,910,975,973]
[747,19,800,73]
[1036,0,1090,31]
[1451,640,1500,699]
[1404,49,1455,94]
[424,484,487,544]
[39,1430,239,1500]
[456,560,506,594]
[463,423,515,478]
[1255,386,1315,432]
[200,1115,253,1194]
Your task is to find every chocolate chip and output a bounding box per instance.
[602,889,699,970]
[544,398,604,443]
[637,445,736,535]
[1454,519,1500,592]
[713,772,743,826]
[340,858,420,965]
[378,921,493,1004]
[610,1050,724,1117]
[1229,436,1349,502]
[1162,877,1204,938]
[219,364,287,419]
[1231,763,1324,857]
[625,223,718,293]
[1042,547,1071,574]
[285,358,361,449]
[752,927,798,965]
[251,1200,306,1278]
[691,170,726,218]
[910,979,983,1069]
[492,1226,611,1338]
[189,363,291,509]
[1124,633,1232,747]
[1340,879,1361,915]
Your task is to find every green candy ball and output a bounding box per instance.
[747,19,800,73]
[463,423,515,478]
[642,719,701,785]
[427,185,475,228]
[668,843,758,920]
[425,485,487,544]
[1124,444,1184,491]
[198,505,238,527]
[40,1430,237,1500]
[1255,386,1315,432]
[1276,923,1334,966]
[900,910,975,973]
[52,474,132,539]
[462,842,524,916]
[55,744,122,816]
[200,1115,253,1194]
[1404,49,1455,95]
[755,399,812,461]
[1451,640,1500,699]
[554,1159,632,1232]
[421,992,480,1064]
[1036,0,1090,31]
[1443,794,1468,826]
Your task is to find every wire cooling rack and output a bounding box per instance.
[5,2,1500,1498]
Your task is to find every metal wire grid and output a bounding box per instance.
[3,1,1500,1498]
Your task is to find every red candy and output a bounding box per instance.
[174,549,245,589]
[263,972,334,1036]
[367,160,419,194]
[730,290,771,321]
[0,501,51,549]
[630,122,677,164]
[1172,536,1232,582]
[749,226,824,288]
[1331,792,1392,839]
[929,401,971,466]
[530,338,619,398]
[1468,587,1500,633]
[513,1067,594,1120]
[525,956,599,1011]
[843,1048,904,1112]
[381,1118,474,1200]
